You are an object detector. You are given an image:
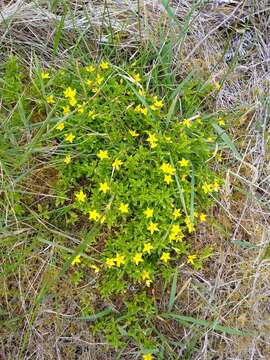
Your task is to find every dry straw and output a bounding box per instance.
[0,0,269,358]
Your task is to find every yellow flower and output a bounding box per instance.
[96,74,104,85]
[150,96,164,111]
[142,271,152,287]
[174,233,184,242]
[215,81,221,90]
[144,208,153,218]
[86,79,93,86]
[164,174,173,185]
[187,254,197,265]
[171,224,181,234]
[56,122,65,131]
[86,65,95,73]
[142,270,150,280]
[62,105,70,115]
[90,264,100,273]
[169,224,184,242]
[134,105,142,113]
[89,210,101,221]
[133,253,143,265]
[215,153,222,162]
[160,162,175,175]
[179,158,189,167]
[185,217,195,233]
[146,133,158,149]
[64,155,71,164]
[88,110,97,119]
[64,87,76,98]
[183,118,192,128]
[212,181,220,191]
[169,232,177,241]
[100,61,109,70]
[154,99,164,108]
[114,253,125,267]
[160,252,170,263]
[69,97,77,107]
[143,243,153,255]
[71,255,81,266]
[141,107,148,116]
[202,183,212,194]
[47,95,55,104]
[135,105,148,116]
[97,150,109,160]
[41,72,49,79]
[129,129,139,137]
[119,203,129,214]
[75,190,86,203]
[143,354,154,360]
[112,159,123,170]
[77,103,85,113]
[99,182,109,193]
[100,215,106,224]
[164,136,172,143]
[106,258,115,268]
[133,73,141,83]
[199,213,206,222]
[138,88,145,97]
[172,208,181,220]
[65,133,75,143]
[181,174,187,181]
[218,118,225,126]
[147,222,159,235]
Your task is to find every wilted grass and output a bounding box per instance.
[0,0,270,359]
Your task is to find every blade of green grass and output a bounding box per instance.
[190,166,195,223]
[53,13,66,57]
[212,123,241,159]
[232,240,258,249]
[162,313,256,336]
[161,0,176,20]
[165,95,178,129]
[170,155,187,215]
[77,307,114,321]
[168,270,178,312]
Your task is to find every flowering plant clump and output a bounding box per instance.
[0,56,226,355]
[35,60,222,296]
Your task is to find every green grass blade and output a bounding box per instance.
[161,0,176,20]
[162,313,256,336]
[165,95,178,129]
[212,123,241,159]
[232,240,258,249]
[190,166,195,223]
[168,270,178,312]
[53,13,66,57]
[170,154,187,215]
[77,308,113,321]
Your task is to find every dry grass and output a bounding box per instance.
[0,0,270,359]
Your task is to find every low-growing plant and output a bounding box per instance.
[0,56,226,357]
